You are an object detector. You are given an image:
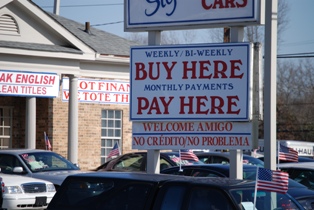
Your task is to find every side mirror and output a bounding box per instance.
[12,166,24,173]
[74,163,80,169]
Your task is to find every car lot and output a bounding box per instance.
[0,149,84,190]
[47,172,304,210]
[1,173,56,210]
[195,151,264,167]
[94,151,203,172]
[161,163,314,209]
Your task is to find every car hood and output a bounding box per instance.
[30,170,88,186]
[1,173,52,185]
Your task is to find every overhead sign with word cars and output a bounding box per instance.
[130,43,253,121]
[124,0,264,31]
[0,70,59,97]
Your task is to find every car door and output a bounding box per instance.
[0,154,28,174]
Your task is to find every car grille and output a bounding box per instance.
[21,182,47,193]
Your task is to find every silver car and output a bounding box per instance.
[0,149,84,190]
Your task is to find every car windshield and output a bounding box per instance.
[230,189,302,210]
[20,152,79,172]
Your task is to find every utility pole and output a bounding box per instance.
[223,27,230,43]
[53,0,60,15]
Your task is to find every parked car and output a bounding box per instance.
[1,173,56,210]
[161,164,314,209]
[0,149,83,190]
[258,156,314,163]
[278,162,314,190]
[94,151,203,172]
[195,151,264,167]
[287,187,314,210]
[47,172,305,210]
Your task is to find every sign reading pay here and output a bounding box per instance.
[130,43,253,121]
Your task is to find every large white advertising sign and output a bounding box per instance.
[130,43,253,121]
[132,121,252,150]
[0,70,59,97]
[125,0,264,31]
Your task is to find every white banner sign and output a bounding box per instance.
[130,43,253,121]
[132,121,252,150]
[125,0,264,31]
[0,70,59,97]
[62,78,130,104]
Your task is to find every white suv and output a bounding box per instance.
[1,173,56,210]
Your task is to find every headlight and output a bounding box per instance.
[4,186,23,194]
[47,184,56,192]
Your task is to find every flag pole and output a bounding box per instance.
[44,132,47,150]
[179,150,182,172]
[117,142,121,156]
[253,167,258,210]
[277,141,279,170]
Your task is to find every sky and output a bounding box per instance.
[31,0,314,56]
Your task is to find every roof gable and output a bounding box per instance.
[0,0,137,57]
[0,0,94,54]
[48,13,138,57]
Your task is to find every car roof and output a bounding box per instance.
[0,149,50,154]
[259,156,314,162]
[161,164,257,176]
[278,162,314,169]
[195,151,254,158]
[288,187,314,198]
[65,171,256,189]
[163,163,258,169]
[161,163,307,189]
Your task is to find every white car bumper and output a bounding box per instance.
[2,193,54,210]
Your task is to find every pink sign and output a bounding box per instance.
[0,70,59,97]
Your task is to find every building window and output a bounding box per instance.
[101,110,122,164]
[0,107,12,149]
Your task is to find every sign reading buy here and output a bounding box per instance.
[130,43,253,121]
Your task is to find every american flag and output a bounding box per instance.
[256,167,289,194]
[107,142,120,159]
[279,143,298,162]
[170,156,181,163]
[44,132,52,151]
[180,149,199,162]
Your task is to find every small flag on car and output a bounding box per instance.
[256,167,289,194]
[180,149,199,162]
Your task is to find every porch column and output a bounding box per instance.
[68,75,78,165]
[25,97,36,149]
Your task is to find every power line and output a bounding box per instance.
[91,21,123,27]
[40,3,123,9]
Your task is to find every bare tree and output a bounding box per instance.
[204,0,290,44]
[125,32,147,45]
[277,59,314,141]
